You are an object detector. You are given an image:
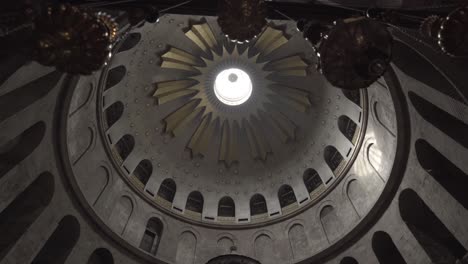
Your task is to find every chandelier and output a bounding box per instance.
[217,0,267,43]
[316,18,393,90]
[33,4,117,75]
[1,0,466,88]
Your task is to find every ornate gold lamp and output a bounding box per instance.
[33,4,118,75]
[217,0,267,43]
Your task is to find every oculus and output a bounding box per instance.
[214,68,253,106]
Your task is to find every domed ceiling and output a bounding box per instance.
[97,15,368,226]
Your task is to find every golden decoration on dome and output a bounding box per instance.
[96,11,118,43]
[153,22,312,166]
[33,4,116,75]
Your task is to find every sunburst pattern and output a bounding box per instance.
[153,22,312,166]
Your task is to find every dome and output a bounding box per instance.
[0,1,467,264]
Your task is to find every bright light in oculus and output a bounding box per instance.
[214,68,252,106]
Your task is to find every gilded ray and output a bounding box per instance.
[153,79,198,104]
[185,23,217,54]
[243,118,272,161]
[154,22,312,166]
[255,26,288,56]
[164,100,203,135]
[188,114,219,157]
[260,109,296,143]
[219,120,239,166]
[188,113,211,156]
[268,84,311,112]
[265,56,308,76]
[161,48,201,73]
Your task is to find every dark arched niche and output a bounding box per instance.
[87,248,114,264]
[206,254,261,264]
[399,189,466,263]
[340,256,358,264]
[139,217,163,255]
[372,231,407,264]
[31,215,80,264]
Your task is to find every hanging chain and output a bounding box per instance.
[395,1,464,12]
[0,11,33,37]
[386,24,444,54]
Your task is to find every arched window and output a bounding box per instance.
[133,159,152,186]
[105,101,124,128]
[31,215,80,263]
[250,194,267,216]
[342,89,361,106]
[338,115,358,143]
[139,218,163,255]
[324,146,344,173]
[415,139,468,210]
[0,172,53,261]
[117,33,141,53]
[372,231,407,264]
[157,179,176,203]
[105,66,126,90]
[340,256,358,264]
[399,189,466,263]
[278,185,297,208]
[114,134,135,162]
[87,248,114,264]
[303,168,323,194]
[218,197,235,217]
[186,191,204,213]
